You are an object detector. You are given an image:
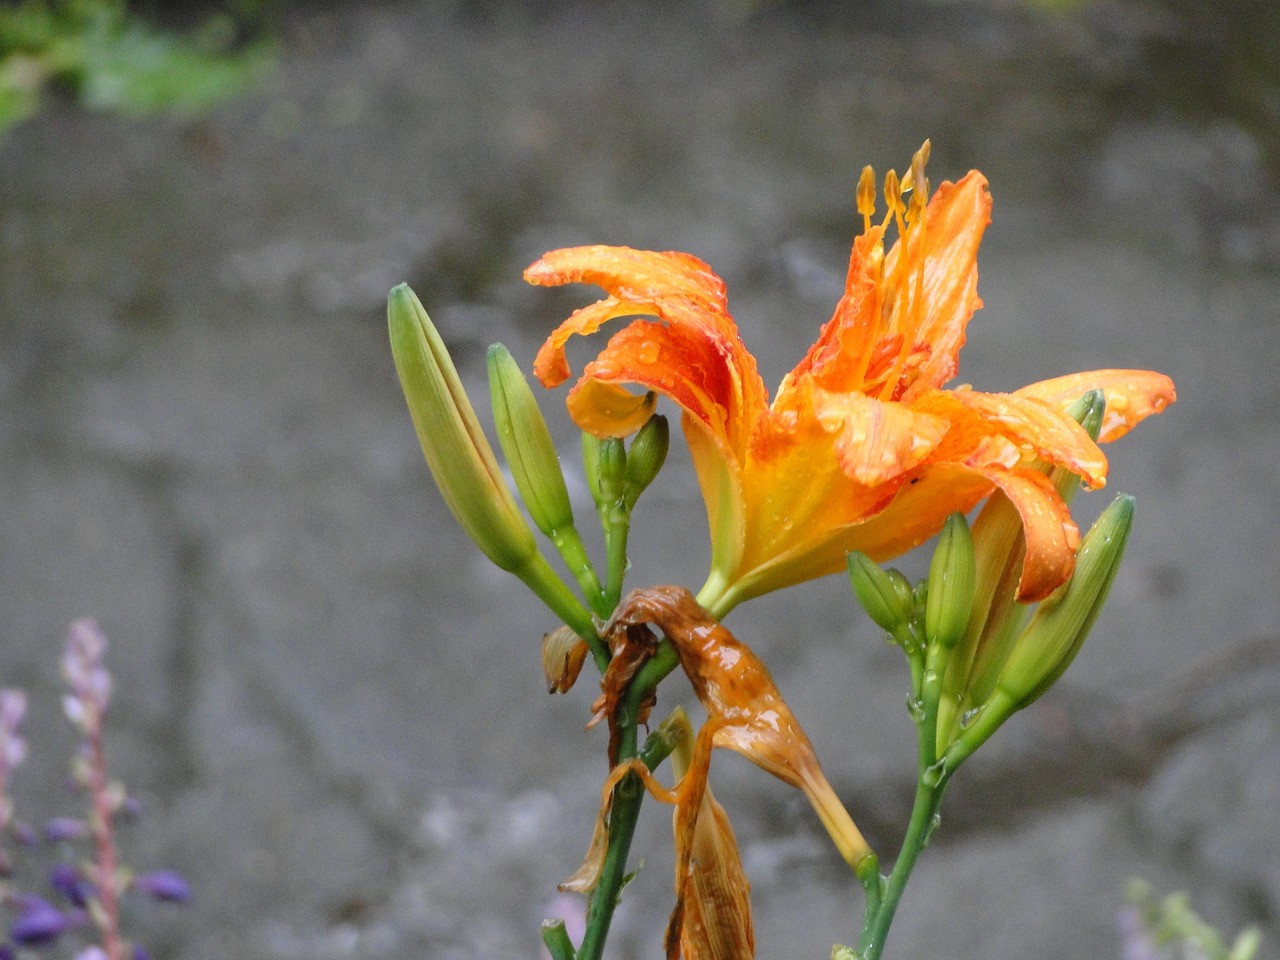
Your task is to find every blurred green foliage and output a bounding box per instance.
[0,0,273,137]
[1124,880,1262,960]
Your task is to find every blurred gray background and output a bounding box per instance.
[2,1,1278,957]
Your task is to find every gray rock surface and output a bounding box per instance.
[1,1,1277,957]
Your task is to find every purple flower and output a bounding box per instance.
[132,869,191,903]
[44,816,88,842]
[61,620,112,728]
[0,689,27,773]
[10,895,72,945]
[50,862,95,908]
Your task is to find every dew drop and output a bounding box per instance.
[959,706,984,729]
[922,758,947,788]
[905,695,926,721]
[922,812,942,846]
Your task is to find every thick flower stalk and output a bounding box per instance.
[526,143,1175,618]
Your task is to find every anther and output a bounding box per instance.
[883,169,903,218]
[857,166,877,228]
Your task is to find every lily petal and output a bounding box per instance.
[1016,370,1177,443]
[948,390,1109,489]
[979,466,1080,602]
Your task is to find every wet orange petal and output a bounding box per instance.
[895,171,993,392]
[564,379,657,438]
[809,384,950,486]
[979,466,1080,602]
[780,227,887,395]
[532,296,656,388]
[1015,369,1176,444]
[798,461,993,565]
[948,389,1109,489]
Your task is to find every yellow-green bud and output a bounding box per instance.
[581,433,604,506]
[847,552,913,633]
[623,412,668,508]
[597,437,627,506]
[997,494,1135,709]
[487,343,575,538]
[387,284,536,573]
[925,513,976,649]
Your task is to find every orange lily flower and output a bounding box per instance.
[527,144,1175,615]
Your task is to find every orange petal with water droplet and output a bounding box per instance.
[809,384,950,486]
[894,171,992,391]
[980,467,1080,602]
[565,380,657,438]
[1015,369,1176,444]
[949,389,1109,489]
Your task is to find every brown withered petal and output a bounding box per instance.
[678,783,755,960]
[604,585,874,873]
[589,623,659,763]
[542,625,589,694]
[668,709,755,960]
[558,760,649,893]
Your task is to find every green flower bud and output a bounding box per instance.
[487,343,576,539]
[387,284,536,572]
[997,494,1135,709]
[623,411,668,508]
[581,432,604,507]
[924,513,976,649]
[847,552,913,633]
[597,437,627,507]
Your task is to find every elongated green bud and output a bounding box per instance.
[998,494,1135,709]
[581,433,604,507]
[938,389,1107,745]
[388,285,536,572]
[488,343,575,538]
[597,437,627,507]
[623,412,668,508]
[924,513,976,649]
[847,552,913,633]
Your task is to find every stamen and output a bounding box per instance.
[879,147,931,401]
[883,169,903,220]
[857,166,877,231]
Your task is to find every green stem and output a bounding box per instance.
[575,643,680,960]
[857,640,952,960]
[551,525,608,618]
[541,919,577,960]
[602,500,630,613]
[858,771,949,960]
[515,551,609,672]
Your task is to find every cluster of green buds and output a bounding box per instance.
[848,391,1136,779]
[387,284,668,671]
